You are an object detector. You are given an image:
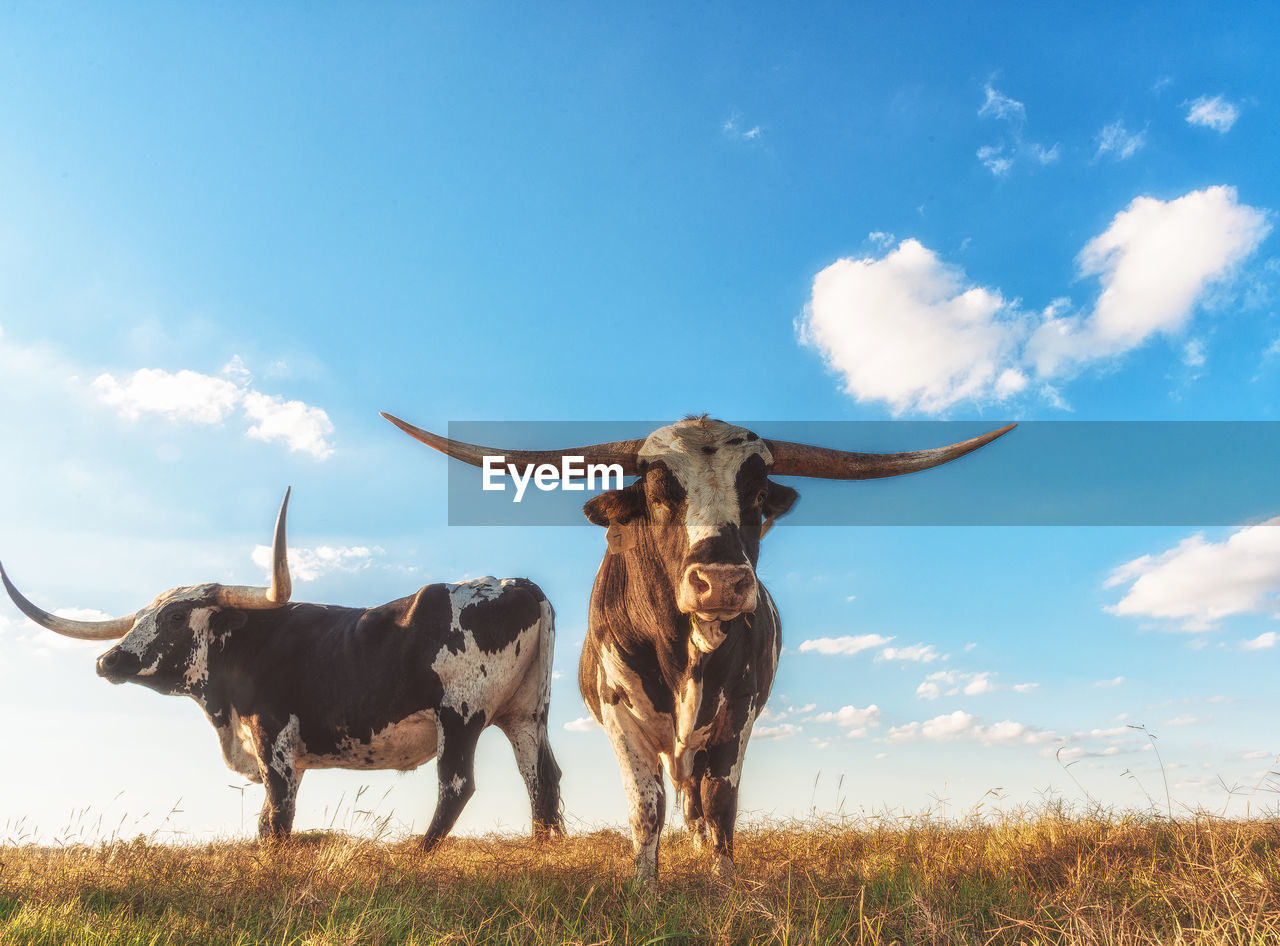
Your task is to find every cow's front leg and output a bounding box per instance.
[252,716,303,841]
[600,702,667,881]
[701,731,750,880]
[677,748,710,850]
[421,707,485,851]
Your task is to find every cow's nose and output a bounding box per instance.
[680,563,757,619]
[96,649,124,678]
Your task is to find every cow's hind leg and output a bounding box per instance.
[420,707,486,851]
[501,720,564,839]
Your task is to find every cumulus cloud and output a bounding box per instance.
[1094,120,1146,160]
[93,369,242,424]
[1028,186,1271,377]
[93,359,336,459]
[1242,631,1278,650]
[802,187,1270,414]
[885,710,1053,745]
[806,704,880,737]
[798,633,892,656]
[1094,676,1127,687]
[253,544,381,583]
[916,670,1035,700]
[799,239,1025,413]
[1185,95,1240,133]
[1105,518,1280,630]
[754,723,802,740]
[242,392,335,459]
[564,716,600,732]
[876,643,940,663]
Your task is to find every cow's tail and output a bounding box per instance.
[532,591,565,838]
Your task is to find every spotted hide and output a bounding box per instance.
[1,491,564,847]
[382,411,1014,879]
[578,418,791,880]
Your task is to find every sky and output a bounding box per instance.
[1,2,1279,843]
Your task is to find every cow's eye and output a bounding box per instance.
[754,488,768,508]
[160,607,189,630]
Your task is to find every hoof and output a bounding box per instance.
[712,853,735,881]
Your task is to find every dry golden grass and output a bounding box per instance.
[3,808,1280,944]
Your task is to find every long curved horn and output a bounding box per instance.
[381,412,645,476]
[765,424,1016,479]
[212,488,293,610]
[0,563,136,640]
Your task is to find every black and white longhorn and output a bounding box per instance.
[1,489,564,847]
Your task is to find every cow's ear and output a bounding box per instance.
[762,482,799,534]
[211,609,248,635]
[584,484,645,527]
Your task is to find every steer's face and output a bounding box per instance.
[585,418,798,624]
[95,584,236,696]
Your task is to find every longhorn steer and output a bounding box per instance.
[1,490,564,846]
[382,414,1013,879]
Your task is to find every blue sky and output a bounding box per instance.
[2,3,1279,840]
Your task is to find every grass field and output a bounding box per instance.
[3,808,1280,945]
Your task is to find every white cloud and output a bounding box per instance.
[253,544,381,583]
[242,392,335,459]
[799,239,1024,413]
[1027,186,1271,377]
[803,187,1270,415]
[975,83,1057,176]
[94,358,336,459]
[798,633,892,656]
[1183,339,1206,368]
[978,83,1025,122]
[917,670,1033,699]
[93,369,242,424]
[886,710,1053,746]
[877,643,940,663]
[1185,95,1240,133]
[1094,120,1146,161]
[1029,143,1060,165]
[1105,518,1280,630]
[807,704,880,737]
[1094,676,1126,687]
[754,723,801,740]
[723,114,762,142]
[1243,631,1278,650]
[977,145,1013,177]
[1167,714,1198,727]
[564,716,599,732]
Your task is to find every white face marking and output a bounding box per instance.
[639,420,771,553]
[109,585,223,687]
[181,608,213,689]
